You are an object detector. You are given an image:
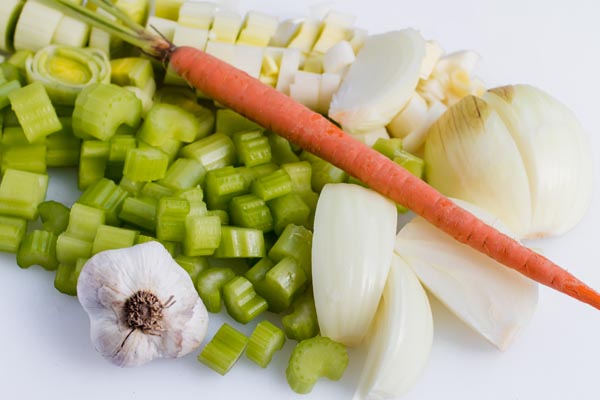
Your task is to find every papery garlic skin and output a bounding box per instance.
[77,241,209,367]
[312,183,397,347]
[425,85,593,238]
[395,200,538,350]
[353,254,433,400]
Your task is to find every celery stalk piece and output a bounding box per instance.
[140,182,175,200]
[0,215,27,253]
[119,176,144,196]
[207,257,251,276]
[300,151,348,192]
[123,147,169,182]
[119,196,157,231]
[8,82,62,143]
[138,137,182,164]
[245,257,274,286]
[269,224,313,279]
[1,143,47,174]
[72,83,142,141]
[134,234,178,256]
[77,178,129,226]
[281,162,313,194]
[2,109,20,127]
[246,320,286,368]
[56,233,93,265]
[78,140,109,190]
[16,230,59,271]
[138,103,201,145]
[229,194,273,232]
[38,201,70,235]
[160,158,206,190]
[372,137,404,159]
[46,126,81,167]
[0,80,21,109]
[286,336,349,394]
[156,197,190,242]
[223,276,268,324]
[180,133,236,171]
[154,89,215,140]
[251,169,293,201]
[393,152,425,178]
[175,255,209,282]
[216,109,263,135]
[54,258,87,296]
[214,226,265,258]
[198,323,248,375]
[195,267,236,313]
[92,225,137,254]
[206,209,229,225]
[0,63,25,86]
[267,193,311,235]
[1,126,27,146]
[261,257,308,313]
[298,191,319,230]
[66,203,106,241]
[110,57,153,88]
[106,134,136,180]
[183,215,222,256]
[204,166,249,210]
[0,169,48,220]
[237,136,272,167]
[282,289,319,341]
[177,187,208,217]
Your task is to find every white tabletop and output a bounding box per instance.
[1,1,599,399]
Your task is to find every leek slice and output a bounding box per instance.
[13,0,64,52]
[0,0,24,52]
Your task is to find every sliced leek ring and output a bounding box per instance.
[0,0,24,52]
[13,0,64,52]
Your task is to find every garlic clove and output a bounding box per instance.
[77,241,209,367]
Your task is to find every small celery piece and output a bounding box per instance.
[92,225,137,254]
[300,151,348,192]
[1,126,27,145]
[119,176,144,196]
[223,276,268,324]
[372,137,404,159]
[207,257,250,276]
[234,131,272,167]
[299,191,319,230]
[204,166,248,210]
[46,128,81,167]
[250,163,280,180]
[138,103,201,145]
[106,134,137,181]
[56,233,93,265]
[180,133,236,171]
[54,258,87,296]
[216,109,262,135]
[0,63,24,86]
[0,215,27,253]
[1,143,47,174]
[72,83,142,141]
[175,255,209,282]
[135,234,178,256]
[268,132,300,164]
[245,257,274,288]
[140,182,175,200]
[77,178,129,226]
[0,169,48,220]
[0,80,21,109]
[393,152,425,178]
[66,203,106,241]
[160,158,206,190]
[214,226,265,258]
[229,194,273,232]
[119,196,157,231]
[251,169,293,201]
[177,187,207,217]
[246,321,286,368]
[286,336,349,394]
[38,201,70,235]
[110,57,153,88]
[79,140,109,190]
[268,194,311,235]
[282,290,319,341]
[2,109,20,127]
[16,230,59,270]
[155,90,215,140]
[195,267,236,313]
[282,162,313,194]
[261,257,307,313]
[207,209,229,225]
[157,197,190,242]
[184,215,222,256]
[123,147,169,182]
[139,137,182,164]
[198,323,248,375]
[269,224,313,278]
[8,82,62,143]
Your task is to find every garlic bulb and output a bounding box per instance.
[395,199,538,350]
[312,183,397,347]
[354,254,433,400]
[77,241,209,367]
[425,85,593,238]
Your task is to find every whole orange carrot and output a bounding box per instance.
[52,0,600,310]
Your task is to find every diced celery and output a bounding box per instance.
[286,336,348,394]
[183,215,221,256]
[65,203,105,241]
[180,133,236,171]
[77,178,129,226]
[54,258,87,296]
[0,80,21,110]
[140,182,175,200]
[207,257,251,276]
[138,103,201,145]
[110,57,154,88]
[134,234,178,256]
[156,197,190,242]
[268,132,300,164]
[119,196,157,231]
[206,209,229,225]
[267,194,311,235]
[216,109,262,135]
[16,230,59,271]
[245,257,274,288]
[72,83,142,141]
[123,147,169,182]
[281,162,313,194]
[282,289,319,341]
[175,255,209,282]
[393,151,425,178]
[229,194,273,232]
[251,169,292,201]
[214,226,265,258]
[139,137,182,164]
[46,125,81,167]
[198,323,248,375]
[195,267,236,313]
[298,191,319,230]
[177,187,207,217]
[38,201,70,235]
[0,215,27,253]
[0,169,48,220]
[260,257,307,312]
[8,82,62,143]
[92,225,137,254]
[372,137,404,159]
[119,176,144,196]
[300,151,348,192]
[79,140,109,190]
[269,224,313,278]
[160,158,206,190]
[223,276,268,324]
[106,134,137,181]
[204,166,248,210]
[246,321,286,368]
[56,233,93,265]
[1,143,47,174]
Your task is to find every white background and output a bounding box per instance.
[1,0,600,399]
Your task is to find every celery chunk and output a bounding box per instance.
[0,169,48,220]
[246,321,286,368]
[198,323,248,375]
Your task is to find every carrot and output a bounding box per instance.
[52,0,600,310]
